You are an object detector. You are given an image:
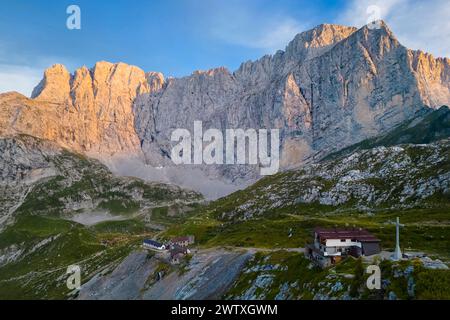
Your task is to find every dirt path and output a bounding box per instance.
[201,246,305,254]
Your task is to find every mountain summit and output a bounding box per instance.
[284,23,358,60]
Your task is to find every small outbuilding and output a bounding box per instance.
[143,239,166,251]
[169,245,190,264]
[169,235,195,248]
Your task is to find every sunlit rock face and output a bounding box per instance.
[4,61,161,156]
[0,22,449,192]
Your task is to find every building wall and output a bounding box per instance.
[143,243,165,250]
[314,238,364,257]
[361,242,381,256]
[325,239,362,248]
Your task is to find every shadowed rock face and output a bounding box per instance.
[0,22,449,192]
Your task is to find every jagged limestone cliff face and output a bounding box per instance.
[1,62,164,156]
[0,22,449,189]
[409,50,450,107]
[134,22,450,172]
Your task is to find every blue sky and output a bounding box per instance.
[0,0,449,95]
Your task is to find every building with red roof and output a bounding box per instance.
[306,228,381,267]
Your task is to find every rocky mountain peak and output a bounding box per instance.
[12,61,167,156]
[352,20,400,55]
[144,72,165,93]
[285,23,357,60]
[31,64,72,104]
[407,49,450,107]
[193,66,231,76]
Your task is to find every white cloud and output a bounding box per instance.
[201,1,305,53]
[0,64,43,97]
[339,0,450,58]
[212,17,304,52]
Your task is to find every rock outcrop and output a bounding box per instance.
[0,134,202,229]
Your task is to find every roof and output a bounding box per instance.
[143,239,164,247]
[171,236,191,243]
[170,246,188,257]
[314,228,380,242]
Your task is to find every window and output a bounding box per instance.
[340,239,346,242]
